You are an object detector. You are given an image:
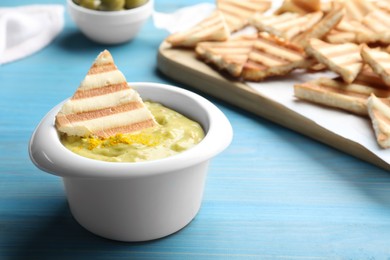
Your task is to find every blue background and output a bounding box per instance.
[1,0,390,259]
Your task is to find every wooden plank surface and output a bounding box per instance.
[3,1,390,259]
[157,41,390,171]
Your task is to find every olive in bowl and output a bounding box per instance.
[67,0,153,44]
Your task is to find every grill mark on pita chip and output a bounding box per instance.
[255,34,306,60]
[56,102,143,125]
[72,82,129,99]
[88,63,117,75]
[94,119,156,138]
[249,49,289,67]
[243,60,268,70]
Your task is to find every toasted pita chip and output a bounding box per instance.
[292,2,344,47]
[356,31,390,44]
[55,50,157,138]
[166,10,230,48]
[325,3,383,44]
[361,45,390,87]
[367,94,390,148]
[343,0,377,21]
[356,9,390,44]
[294,77,390,115]
[217,0,271,32]
[251,11,323,40]
[306,38,363,83]
[242,33,313,81]
[325,17,373,44]
[196,34,257,77]
[325,29,357,44]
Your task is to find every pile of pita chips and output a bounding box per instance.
[166,0,344,81]
[164,0,390,148]
[56,50,157,138]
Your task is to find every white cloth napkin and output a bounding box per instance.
[0,5,64,65]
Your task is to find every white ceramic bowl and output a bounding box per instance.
[67,0,153,44]
[29,82,233,242]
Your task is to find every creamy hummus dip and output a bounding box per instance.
[60,102,204,162]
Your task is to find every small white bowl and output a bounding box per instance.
[29,82,233,242]
[67,0,153,44]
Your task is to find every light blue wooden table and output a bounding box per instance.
[1,0,390,259]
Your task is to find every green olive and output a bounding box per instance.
[100,0,125,11]
[125,0,148,9]
[77,0,98,10]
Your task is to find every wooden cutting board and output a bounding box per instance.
[157,41,390,171]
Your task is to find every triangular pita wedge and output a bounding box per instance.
[361,45,390,87]
[343,0,377,21]
[292,2,344,47]
[242,33,313,81]
[195,34,257,77]
[367,94,390,148]
[55,50,157,138]
[251,11,324,40]
[356,9,390,44]
[217,0,271,32]
[294,77,390,116]
[166,10,230,48]
[306,38,363,83]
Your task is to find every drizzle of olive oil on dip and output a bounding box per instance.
[60,102,205,162]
